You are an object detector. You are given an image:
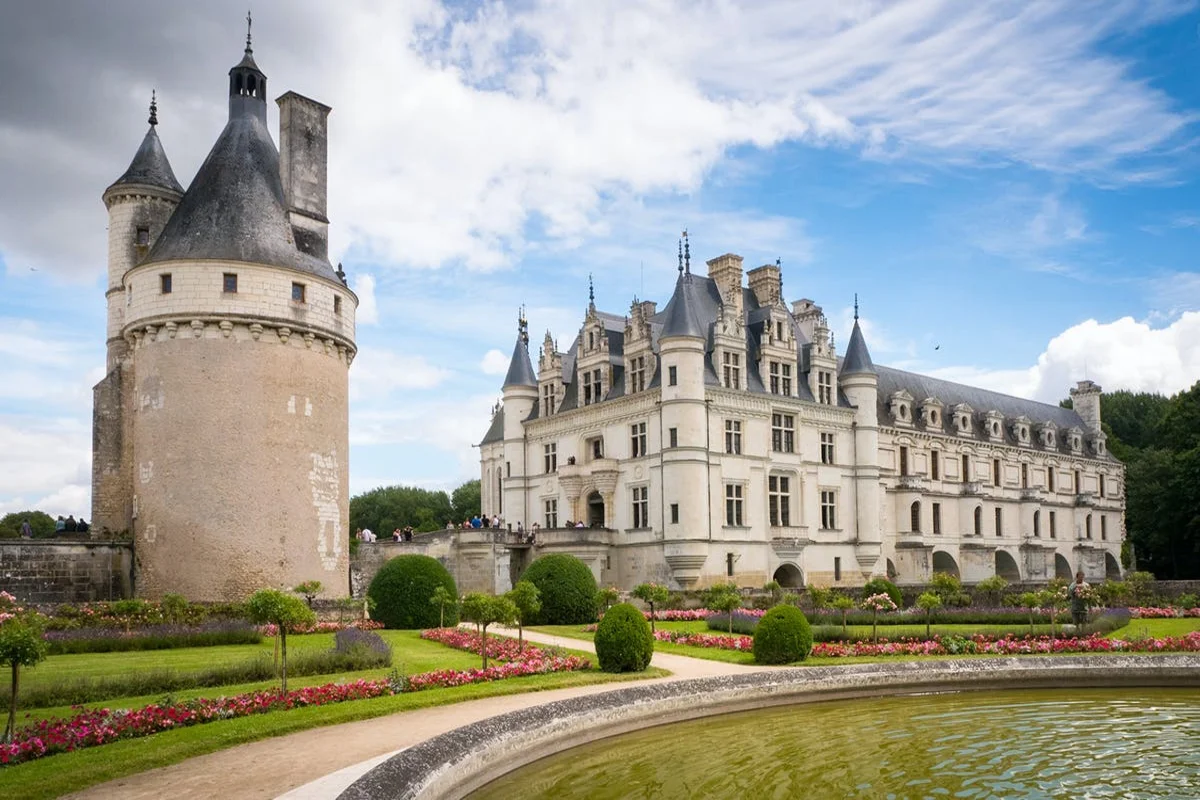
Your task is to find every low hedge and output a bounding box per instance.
[594,603,654,672]
[521,554,598,625]
[753,606,813,664]
[44,621,262,654]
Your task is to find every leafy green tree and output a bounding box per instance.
[0,607,48,743]
[350,484,455,535]
[916,591,942,639]
[0,511,56,539]
[293,581,323,609]
[460,593,518,669]
[451,480,482,522]
[706,583,742,634]
[245,589,317,692]
[160,592,189,623]
[595,586,620,615]
[506,581,542,652]
[631,583,670,632]
[831,594,855,634]
[807,585,833,611]
[929,572,962,604]
[1019,591,1041,635]
[762,580,784,607]
[1038,585,1068,639]
[429,585,457,629]
[975,575,1008,607]
[861,592,898,643]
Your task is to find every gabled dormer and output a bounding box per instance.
[805,312,837,405]
[1091,431,1107,457]
[889,389,914,427]
[713,283,746,391]
[575,282,610,406]
[624,298,656,395]
[1036,421,1058,450]
[1011,415,1032,447]
[1066,425,1084,455]
[758,306,796,398]
[919,397,944,430]
[537,330,563,416]
[984,410,1005,443]
[952,403,975,437]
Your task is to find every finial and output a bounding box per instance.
[776,257,783,290]
[336,262,347,285]
[245,10,253,53]
[588,273,595,305]
[518,305,528,344]
[677,238,684,275]
[148,90,158,126]
[683,229,691,274]
[854,293,859,322]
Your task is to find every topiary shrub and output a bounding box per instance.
[862,577,902,609]
[594,602,654,673]
[520,554,598,625]
[368,555,458,630]
[752,605,813,664]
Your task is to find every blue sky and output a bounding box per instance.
[1,0,1198,517]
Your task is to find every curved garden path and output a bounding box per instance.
[64,628,768,800]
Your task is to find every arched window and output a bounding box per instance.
[973,506,982,537]
[1033,510,1041,538]
[910,501,921,533]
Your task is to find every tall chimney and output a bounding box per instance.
[276,91,331,260]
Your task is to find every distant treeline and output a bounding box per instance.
[349,479,481,536]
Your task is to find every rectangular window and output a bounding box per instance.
[994,458,1002,487]
[932,502,942,535]
[668,365,677,386]
[544,499,558,529]
[670,503,679,524]
[725,484,744,527]
[820,432,835,465]
[725,419,742,455]
[995,507,1002,537]
[820,490,837,530]
[334,295,342,315]
[769,361,780,394]
[962,454,970,483]
[591,369,602,404]
[1047,466,1055,492]
[727,553,735,577]
[931,451,940,480]
[506,461,511,478]
[543,443,557,473]
[1021,463,1029,489]
[899,446,909,476]
[136,227,150,246]
[632,486,649,528]
[590,438,604,460]
[768,475,791,527]
[291,282,306,303]
[630,422,647,458]
[1049,510,1057,539]
[771,413,795,454]
[1033,511,1041,538]
[1101,516,1107,540]
[1086,515,1093,539]
[159,273,172,294]
[223,273,238,293]
[722,352,741,389]
[1099,477,1106,498]
[834,556,842,582]
[542,383,557,416]
[629,355,646,394]
[781,363,792,396]
[817,370,833,405]
[668,427,678,448]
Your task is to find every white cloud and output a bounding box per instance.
[352,273,379,325]
[349,350,450,398]
[480,349,509,375]
[0,418,91,517]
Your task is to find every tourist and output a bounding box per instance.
[19,519,33,538]
[446,521,454,530]
[404,526,413,542]
[491,514,501,529]
[78,519,89,534]
[575,520,585,528]
[392,528,402,542]
[355,527,363,540]
[55,515,65,533]
[1068,571,1091,629]
[65,515,78,532]
[361,527,375,542]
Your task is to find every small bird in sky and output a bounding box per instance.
[934,344,940,351]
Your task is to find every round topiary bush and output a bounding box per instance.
[367,555,458,630]
[594,602,654,673]
[862,577,903,609]
[752,604,813,664]
[520,554,599,625]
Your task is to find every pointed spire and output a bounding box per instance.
[105,97,185,198]
[683,229,691,275]
[678,238,684,276]
[854,292,859,321]
[588,274,595,308]
[777,257,783,293]
[503,308,537,388]
[842,296,876,376]
[148,90,158,126]
[660,264,707,340]
[245,9,253,54]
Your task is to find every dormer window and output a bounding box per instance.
[1012,416,1032,446]
[629,355,647,394]
[920,399,943,429]
[889,391,914,426]
[136,227,150,246]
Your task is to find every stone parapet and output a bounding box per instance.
[0,540,133,604]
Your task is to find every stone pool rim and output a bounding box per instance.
[337,655,1200,800]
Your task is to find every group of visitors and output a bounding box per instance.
[354,528,377,542]
[449,514,505,530]
[391,526,415,542]
[54,516,89,534]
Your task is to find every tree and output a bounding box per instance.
[705,583,742,634]
[807,585,833,611]
[350,484,455,535]
[975,575,1008,608]
[451,480,482,522]
[245,589,316,692]
[631,583,670,632]
[429,585,457,629]
[506,581,541,652]
[0,511,56,539]
[762,580,784,607]
[929,572,963,605]
[861,592,898,643]
[293,580,323,609]
[916,591,942,639]
[831,594,855,635]
[0,599,48,743]
[460,593,517,669]
[594,586,620,615]
[1018,591,1041,635]
[1038,585,1068,639]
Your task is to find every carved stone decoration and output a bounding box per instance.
[219,321,233,338]
[145,325,158,342]
[191,320,205,338]
[278,326,292,343]
[249,323,263,341]
[304,332,315,349]
[165,322,178,339]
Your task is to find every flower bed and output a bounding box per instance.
[44,621,262,654]
[653,629,754,651]
[420,627,539,661]
[406,654,591,691]
[1130,607,1200,619]
[258,619,384,637]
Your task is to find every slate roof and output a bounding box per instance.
[841,319,875,375]
[658,273,712,340]
[503,334,538,388]
[106,126,184,196]
[480,407,505,445]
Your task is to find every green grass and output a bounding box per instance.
[1106,618,1200,639]
[1,667,668,800]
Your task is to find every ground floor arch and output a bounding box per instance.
[1105,552,1122,580]
[932,550,960,578]
[994,550,1020,582]
[1055,553,1072,579]
[772,563,804,588]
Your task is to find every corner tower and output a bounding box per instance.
[98,26,358,600]
[838,298,882,578]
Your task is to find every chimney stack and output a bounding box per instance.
[277,91,331,260]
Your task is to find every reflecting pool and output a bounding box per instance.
[469,688,1200,799]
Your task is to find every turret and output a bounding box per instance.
[1069,380,1103,435]
[228,14,268,124]
[839,298,882,570]
[501,311,538,526]
[101,93,184,369]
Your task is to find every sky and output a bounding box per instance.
[1,0,1199,518]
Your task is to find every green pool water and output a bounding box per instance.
[469,688,1200,799]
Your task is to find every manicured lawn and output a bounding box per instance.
[1108,618,1200,638]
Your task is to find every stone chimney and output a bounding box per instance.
[747,263,781,307]
[1069,380,1103,434]
[277,91,331,260]
[707,253,744,316]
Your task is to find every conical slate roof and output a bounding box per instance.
[106,126,184,196]
[503,334,538,388]
[659,274,708,340]
[144,111,337,281]
[841,319,876,376]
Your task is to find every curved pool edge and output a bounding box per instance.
[337,655,1200,800]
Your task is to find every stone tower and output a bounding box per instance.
[838,302,882,578]
[90,28,357,600]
